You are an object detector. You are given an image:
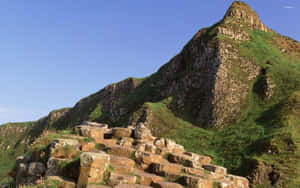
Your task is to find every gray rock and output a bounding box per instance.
[134,123,153,140]
[27,162,45,176]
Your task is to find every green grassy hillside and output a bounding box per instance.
[131,30,300,187]
[0,122,35,184]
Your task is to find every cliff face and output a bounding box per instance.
[1,1,300,187]
[51,2,274,129]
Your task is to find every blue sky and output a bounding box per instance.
[0,0,299,124]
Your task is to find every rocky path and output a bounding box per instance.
[15,121,249,188]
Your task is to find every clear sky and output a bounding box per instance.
[0,0,299,124]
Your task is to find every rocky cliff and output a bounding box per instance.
[49,1,278,129]
[1,1,300,187]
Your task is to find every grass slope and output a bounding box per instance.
[141,30,300,187]
[0,122,35,184]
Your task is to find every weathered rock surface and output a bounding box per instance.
[77,152,110,188]
[113,128,133,138]
[76,125,105,139]
[15,162,45,185]
[134,123,155,141]
[14,121,249,188]
[152,182,183,188]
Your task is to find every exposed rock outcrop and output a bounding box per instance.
[14,121,249,188]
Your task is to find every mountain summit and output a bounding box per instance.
[223,1,269,32]
[1,1,300,187]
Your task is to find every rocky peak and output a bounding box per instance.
[222,1,269,32]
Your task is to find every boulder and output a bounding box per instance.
[16,162,45,185]
[225,174,249,188]
[154,138,165,148]
[112,128,132,138]
[172,144,185,154]
[202,164,227,175]
[106,145,136,159]
[50,139,80,158]
[150,163,182,177]
[144,144,157,154]
[76,126,105,139]
[181,175,214,188]
[134,169,164,185]
[152,182,184,188]
[110,155,136,168]
[113,165,134,174]
[168,153,191,165]
[46,157,71,176]
[108,173,136,186]
[119,137,134,147]
[184,152,212,165]
[81,142,96,152]
[82,121,109,129]
[165,139,176,151]
[80,152,110,169]
[135,144,146,152]
[27,162,45,176]
[214,180,234,188]
[16,163,29,185]
[51,139,79,149]
[134,123,154,140]
[182,167,209,177]
[168,152,211,168]
[95,138,118,146]
[135,151,164,166]
[133,139,154,146]
[77,152,110,188]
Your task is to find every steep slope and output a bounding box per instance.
[52,1,273,129]
[1,1,300,187]
[0,108,70,184]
